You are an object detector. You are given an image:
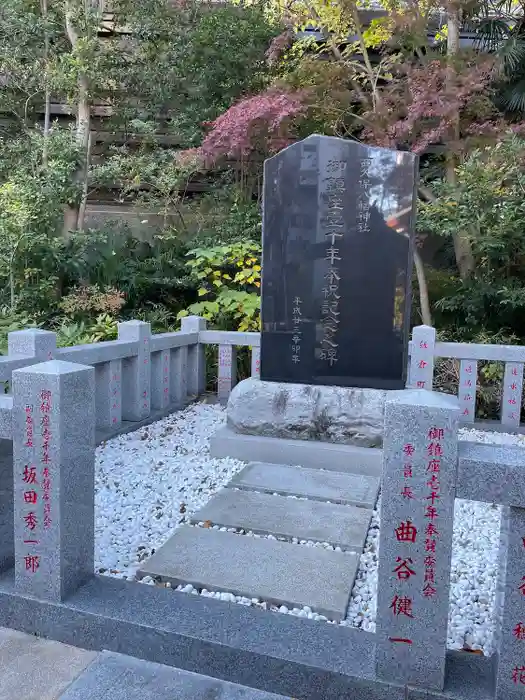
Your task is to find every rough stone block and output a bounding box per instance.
[118,321,151,421]
[227,377,386,447]
[210,426,383,476]
[57,650,289,700]
[229,462,379,508]
[138,526,359,620]
[190,489,372,551]
[375,389,460,691]
[12,360,95,601]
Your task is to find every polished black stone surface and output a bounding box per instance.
[260,134,418,390]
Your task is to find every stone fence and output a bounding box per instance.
[0,319,524,698]
[0,320,522,433]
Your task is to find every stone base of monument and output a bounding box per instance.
[210,378,385,476]
[227,378,386,447]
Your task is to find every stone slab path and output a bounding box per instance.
[139,526,359,620]
[140,453,379,620]
[0,627,96,700]
[59,650,289,699]
[229,462,379,508]
[190,488,372,552]
[0,627,289,700]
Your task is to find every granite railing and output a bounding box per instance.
[0,319,522,437]
[1,355,523,699]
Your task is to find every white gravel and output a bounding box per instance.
[94,404,523,656]
[94,402,244,579]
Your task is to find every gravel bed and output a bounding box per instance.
[95,404,523,655]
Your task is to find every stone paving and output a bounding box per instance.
[0,627,290,700]
[139,459,380,618]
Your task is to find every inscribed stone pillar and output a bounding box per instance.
[501,362,524,429]
[12,360,95,601]
[170,346,188,406]
[118,321,151,421]
[408,326,435,390]
[376,389,460,691]
[95,359,122,429]
[458,360,477,424]
[181,316,206,396]
[495,506,525,699]
[151,350,171,410]
[217,345,237,405]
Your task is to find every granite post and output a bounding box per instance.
[217,345,237,405]
[170,346,188,406]
[251,347,261,379]
[12,360,95,601]
[0,439,14,573]
[376,389,460,690]
[501,362,524,429]
[408,326,435,390]
[181,316,206,396]
[458,360,477,424]
[495,506,525,699]
[95,359,122,429]
[8,328,57,362]
[118,321,151,421]
[151,350,171,411]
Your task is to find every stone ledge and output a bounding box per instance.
[0,572,495,700]
[210,427,383,477]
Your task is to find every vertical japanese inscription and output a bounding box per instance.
[22,403,39,574]
[376,390,459,691]
[319,159,346,366]
[291,297,303,364]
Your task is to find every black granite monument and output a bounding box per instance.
[260,134,418,390]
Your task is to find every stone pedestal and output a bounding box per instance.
[226,378,386,448]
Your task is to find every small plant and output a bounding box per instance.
[178,241,261,331]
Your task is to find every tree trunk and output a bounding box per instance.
[63,2,92,236]
[41,0,51,168]
[446,5,475,281]
[414,248,432,326]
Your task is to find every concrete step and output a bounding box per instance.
[58,650,289,700]
[0,626,96,700]
[210,426,382,476]
[229,462,380,508]
[138,526,359,620]
[190,489,372,552]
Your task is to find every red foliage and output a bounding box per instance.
[363,58,496,153]
[179,88,307,166]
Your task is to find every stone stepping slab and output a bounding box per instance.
[190,489,372,552]
[138,526,359,620]
[229,462,380,508]
[58,650,289,700]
